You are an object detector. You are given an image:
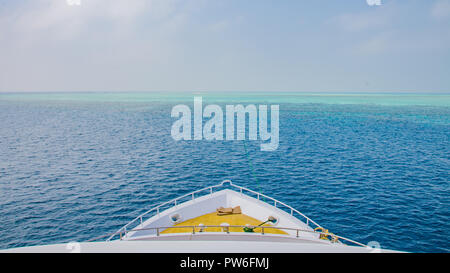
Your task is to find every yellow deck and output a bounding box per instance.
[161,212,287,235]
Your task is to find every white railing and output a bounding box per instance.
[95,225,367,248]
[106,180,323,241]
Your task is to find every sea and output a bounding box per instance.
[0,92,448,252]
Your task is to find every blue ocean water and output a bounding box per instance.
[0,93,449,252]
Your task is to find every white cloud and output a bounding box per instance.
[0,0,196,91]
[1,0,179,41]
[431,0,450,19]
[330,8,392,32]
[208,20,231,32]
[208,16,244,33]
[357,31,393,54]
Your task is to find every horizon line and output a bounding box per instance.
[1,90,450,95]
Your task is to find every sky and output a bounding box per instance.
[0,0,449,93]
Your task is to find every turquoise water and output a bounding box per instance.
[0,92,449,252]
[1,92,450,106]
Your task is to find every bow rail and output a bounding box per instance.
[107,180,322,241]
[96,225,367,248]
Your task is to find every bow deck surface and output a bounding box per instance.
[161,212,288,234]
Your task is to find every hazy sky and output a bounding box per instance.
[0,0,449,93]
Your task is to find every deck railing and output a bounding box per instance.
[106,180,323,241]
[95,225,367,248]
